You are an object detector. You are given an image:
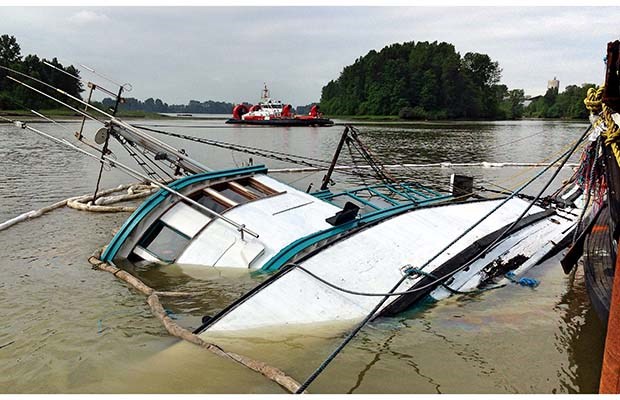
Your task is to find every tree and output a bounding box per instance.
[524,83,596,119]
[0,34,22,66]
[320,40,509,119]
[500,89,525,119]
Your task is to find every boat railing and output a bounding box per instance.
[314,182,450,213]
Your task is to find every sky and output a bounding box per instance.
[1,5,619,106]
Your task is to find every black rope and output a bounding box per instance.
[132,124,390,182]
[133,124,334,167]
[288,263,471,297]
[294,273,405,394]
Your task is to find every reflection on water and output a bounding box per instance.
[0,118,605,393]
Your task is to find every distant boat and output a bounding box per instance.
[226,84,333,126]
[176,113,193,117]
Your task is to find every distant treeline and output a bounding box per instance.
[0,35,83,109]
[100,97,318,115]
[320,40,524,120]
[523,84,596,119]
[100,97,235,114]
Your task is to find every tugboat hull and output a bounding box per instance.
[225,118,334,127]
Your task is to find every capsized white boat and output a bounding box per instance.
[90,120,589,335]
[0,65,590,335]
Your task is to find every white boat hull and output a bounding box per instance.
[199,196,580,334]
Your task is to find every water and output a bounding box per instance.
[0,118,605,393]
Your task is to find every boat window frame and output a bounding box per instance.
[130,174,285,264]
[133,220,191,263]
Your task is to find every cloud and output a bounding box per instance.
[2,6,618,104]
[68,10,110,25]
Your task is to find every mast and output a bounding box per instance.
[261,83,269,102]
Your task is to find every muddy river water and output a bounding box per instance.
[0,118,605,393]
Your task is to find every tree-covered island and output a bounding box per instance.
[320,40,595,121]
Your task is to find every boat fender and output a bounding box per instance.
[232,104,249,120]
[282,104,292,117]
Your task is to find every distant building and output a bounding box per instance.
[548,76,560,92]
[523,94,543,108]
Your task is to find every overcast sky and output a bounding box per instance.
[1,6,619,106]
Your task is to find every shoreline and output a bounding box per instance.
[0,109,587,125]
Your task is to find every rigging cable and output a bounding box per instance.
[294,122,592,393]
[131,123,396,183]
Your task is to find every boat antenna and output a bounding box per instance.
[41,61,128,140]
[79,63,133,93]
[261,82,269,101]
[42,60,81,81]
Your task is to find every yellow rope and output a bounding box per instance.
[584,85,605,114]
[585,84,620,165]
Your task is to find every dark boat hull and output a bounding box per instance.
[225,118,334,127]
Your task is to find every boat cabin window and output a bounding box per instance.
[193,191,230,214]
[137,221,190,263]
[189,178,277,215]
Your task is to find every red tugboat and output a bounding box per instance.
[226,84,334,126]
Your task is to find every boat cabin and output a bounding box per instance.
[101,165,452,271]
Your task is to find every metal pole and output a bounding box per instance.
[42,61,119,98]
[320,125,349,190]
[76,82,95,140]
[79,63,132,92]
[92,84,124,203]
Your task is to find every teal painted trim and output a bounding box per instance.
[386,184,418,202]
[412,183,441,197]
[397,183,429,200]
[259,192,452,273]
[367,188,400,206]
[346,192,382,210]
[101,165,268,262]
